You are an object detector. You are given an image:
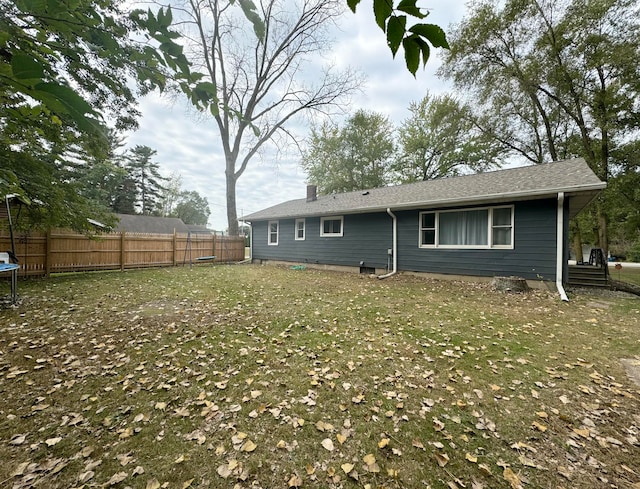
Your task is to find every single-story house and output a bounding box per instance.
[243,158,606,299]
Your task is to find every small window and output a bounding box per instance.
[268,220,279,245]
[420,212,436,246]
[295,218,305,241]
[320,216,343,237]
[491,207,513,247]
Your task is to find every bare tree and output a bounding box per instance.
[169,0,361,234]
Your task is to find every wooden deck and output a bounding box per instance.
[567,264,608,287]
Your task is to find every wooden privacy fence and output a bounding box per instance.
[0,230,246,277]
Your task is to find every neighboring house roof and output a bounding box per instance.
[244,158,605,221]
[186,224,215,234]
[115,214,189,234]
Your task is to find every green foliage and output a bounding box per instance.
[349,0,448,75]
[392,93,503,183]
[301,110,395,194]
[627,242,640,263]
[174,191,211,226]
[441,0,640,251]
[0,0,195,231]
[125,146,167,216]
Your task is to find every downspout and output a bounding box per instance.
[378,208,397,279]
[556,192,569,302]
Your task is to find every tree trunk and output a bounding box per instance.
[570,219,583,263]
[226,169,238,236]
[597,200,608,257]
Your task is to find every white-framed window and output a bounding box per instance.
[491,207,513,247]
[295,218,305,241]
[419,206,513,249]
[268,220,279,245]
[320,216,343,237]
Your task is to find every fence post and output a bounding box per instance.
[120,232,125,271]
[212,234,216,262]
[173,230,177,267]
[45,229,52,277]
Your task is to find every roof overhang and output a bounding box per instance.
[244,182,607,222]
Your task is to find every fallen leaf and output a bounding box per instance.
[241,440,257,452]
[321,438,334,451]
[154,402,167,410]
[573,428,590,438]
[363,454,376,466]
[465,453,478,463]
[412,439,425,450]
[116,453,134,466]
[106,471,128,486]
[78,471,94,483]
[10,434,26,445]
[434,452,450,467]
[378,438,390,448]
[217,464,232,479]
[503,468,523,489]
[180,478,194,489]
[341,463,355,474]
[288,474,302,487]
[336,433,347,445]
[146,479,161,489]
[532,421,547,432]
[174,406,190,417]
[45,437,62,446]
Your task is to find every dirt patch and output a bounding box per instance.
[621,358,640,387]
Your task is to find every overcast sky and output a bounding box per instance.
[125,1,468,231]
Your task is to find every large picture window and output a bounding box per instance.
[419,206,513,249]
[320,216,343,237]
[268,220,279,245]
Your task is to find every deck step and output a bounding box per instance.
[567,265,608,287]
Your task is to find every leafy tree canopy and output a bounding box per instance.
[302,110,395,194]
[0,0,194,231]
[440,0,640,253]
[392,93,504,183]
[174,191,211,226]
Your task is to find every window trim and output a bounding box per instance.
[418,205,514,250]
[490,206,514,249]
[268,220,279,246]
[295,218,305,241]
[320,216,344,237]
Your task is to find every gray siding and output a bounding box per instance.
[252,213,393,269]
[251,199,559,280]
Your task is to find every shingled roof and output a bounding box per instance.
[244,158,605,222]
[115,214,189,234]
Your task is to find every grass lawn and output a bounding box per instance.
[1,265,639,489]
[612,265,640,287]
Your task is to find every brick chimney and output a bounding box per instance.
[306,184,317,202]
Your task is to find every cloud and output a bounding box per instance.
[125,2,468,231]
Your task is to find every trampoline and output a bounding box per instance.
[0,262,19,305]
